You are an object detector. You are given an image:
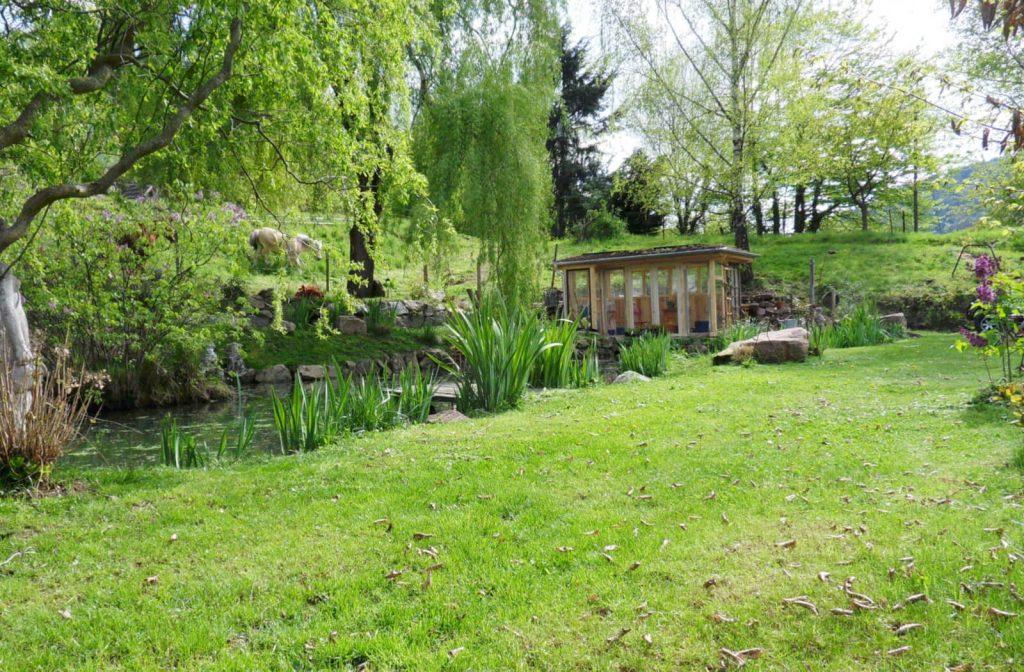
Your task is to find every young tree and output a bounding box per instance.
[548,27,614,238]
[0,1,423,418]
[608,150,669,235]
[604,0,804,256]
[414,0,560,306]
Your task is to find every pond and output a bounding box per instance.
[67,384,289,468]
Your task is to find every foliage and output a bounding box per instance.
[531,319,600,389]
[608,151,668,235]
[708,322,765,353]
[571,208,627,242]
[393,363,437,424]
[812,303,902,353]
[413,0,559,308]
[18,196,245,408]
[214,414,257,462]
[441,295,552,413]
[619,331,672,377]
[956,254,1024,384]
[548,27,614,238]
[364,299,398,336]
[0,354,87,488]
[159,418,207,470]
[270,378,324,455]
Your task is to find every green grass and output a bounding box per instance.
[243,328,435,370]
[1,334,1022,670]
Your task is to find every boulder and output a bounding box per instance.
[879,312,907,330]
[224,342,254,383]
[335,315,367,335]
[297,364,326,381]
[613,371,651,384]
[713,327,809,365]
[255,364,292,384]
[428,409,469,424]
[281,320,296,334]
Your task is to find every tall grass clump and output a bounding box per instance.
[160,417,207,469]
[215,413,257,461]
[811,303,902,354]
[531,319,600,389]
[270,377,324,454]
[708,321,765,352]
[364,299,397,335]
[393,363,436,423]
[619,331,672,377]
[442,294,551,413]
[0,354,88,488]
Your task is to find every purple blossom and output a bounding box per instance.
[973,254,999,281]
[977,283,998,304]
[960,327,987,348]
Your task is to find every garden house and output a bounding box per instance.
[554,245,757,337]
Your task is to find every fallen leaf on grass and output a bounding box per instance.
[412,532,434,541]
[144,575,158,586]
[385,569,404,581]
[886,646,911,657]
[606,627,630,643]
[448,646,464,658]
[626,562,641,572]
[782,596,819,615]
[987,607,1018,618]
[831,608,855,616]
[710,612,736,623]
[776,539,796,549]
[58,609,71,620]
[893,623,923,636]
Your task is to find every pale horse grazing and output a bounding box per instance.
[248,228,323,266]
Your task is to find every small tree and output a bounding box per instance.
[608,150,668,235]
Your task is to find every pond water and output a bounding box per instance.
[67,384,289,468]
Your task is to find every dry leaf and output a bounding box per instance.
[886,646,911,657]
[606,627,630,643]
[894,623,923,636]
[776,539,796,549]
[987,607,1018,618]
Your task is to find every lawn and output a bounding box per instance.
[1,334,1022,671]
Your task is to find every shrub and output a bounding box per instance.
[0,355,88,488]
[572,209,626,242]
[531,319,600,389]
[957,255,1024,384]
[364,299,397,336]
[619,332,672,377]
[441,294,551,413]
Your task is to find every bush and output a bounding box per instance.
[619,332,672,377]
[571,209,626,242]
[0,355,88,488]
[441,294,551,413]
[531,319,600,388]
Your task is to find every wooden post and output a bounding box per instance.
[708,260,717,335]
[602,271,612,335]
[809,258,816,306]
[650,267,661,327]
[325,252,330,293]
[676,266,687,337]
[561,270,569,319]
[624,270,635,330]
[550,243,559,287]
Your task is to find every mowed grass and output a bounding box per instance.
[1,334,1022,671]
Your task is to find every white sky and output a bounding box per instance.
[567,0,966,166]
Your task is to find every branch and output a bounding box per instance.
[0,93,46,151]
[0,18,243,254]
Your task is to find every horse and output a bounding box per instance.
[285,234,323,267]
[248,227,286,260]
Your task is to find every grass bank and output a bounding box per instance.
[1,334,1021,670]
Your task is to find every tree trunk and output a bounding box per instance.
[348,171,386,299]
[793,185,806,234]
[859,202,870,231]
[912,166,920,232]
[809,181,823,233]
[753,199,765,236]
[0,265,36,427]
[771,190,781,235]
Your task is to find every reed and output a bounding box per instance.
[619,332,672,377]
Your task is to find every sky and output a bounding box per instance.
[567,0,967,166]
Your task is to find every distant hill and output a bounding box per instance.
[929,158,1006,234]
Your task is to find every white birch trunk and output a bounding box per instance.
[0,264,36,425]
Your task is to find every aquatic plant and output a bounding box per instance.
[160,417,207,469]
[441,295,551,413]
[531,318,600,389]
[811,303,899,354]
[270,378,323,454]
[215,413,257,461]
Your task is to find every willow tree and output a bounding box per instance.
[0,1,423,418]
[413,0,559,307]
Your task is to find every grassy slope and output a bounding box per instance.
[2,335,1023,671]
[243,328,438,370]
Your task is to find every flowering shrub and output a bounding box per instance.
[956,254,1024,383]
[295,284,325,300]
